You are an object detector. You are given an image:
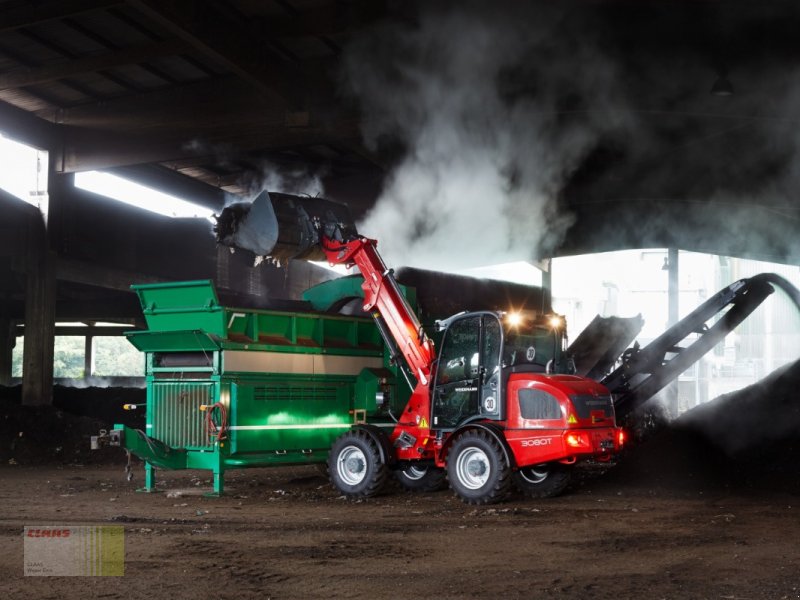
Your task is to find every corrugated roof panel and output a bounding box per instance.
[175,166,214,179]
[105,63,172,89]
[2,30,65,64]
[26,81,89,106]
[70,9,157,47]
[59,71,132,98]
[24,21,107,57]
[107,4,184,43]
[147,56,213,84]
[0,88,53,112]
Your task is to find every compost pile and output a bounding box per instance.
[611,358,800,494]
[0,386,144,465]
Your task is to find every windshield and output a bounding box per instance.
[503,325,559,368]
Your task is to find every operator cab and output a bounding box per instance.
[431,311,571,430]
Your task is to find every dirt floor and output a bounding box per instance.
[1,363,800,599]
[0,459,798,599]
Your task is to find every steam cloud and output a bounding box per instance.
[184,139,326,206]
[242,159,325,201]
[56,377,145,390]
[340,2,800,268]
[340,2,635,270]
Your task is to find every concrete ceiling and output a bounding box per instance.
[0,0,799,265]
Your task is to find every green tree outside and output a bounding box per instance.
[11,335,144,377]
[53,336,85,378]
[94,336,144,376]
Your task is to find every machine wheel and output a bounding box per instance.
[394,465,447,492]
[328,430,389,498]
[513,463,572,498]
[447,430,512,505]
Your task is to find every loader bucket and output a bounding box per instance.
[215,191,357,264]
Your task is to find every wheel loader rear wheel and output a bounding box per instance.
[395,465,447,492]
[447,430,512,505]
[513,463,572,498]
[328,430,388,498]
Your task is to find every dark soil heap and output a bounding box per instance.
[0,386,144,465]
[611,358,800,494]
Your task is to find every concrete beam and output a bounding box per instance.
[0,100,56,151]
[57,257,167,292]
[34,76,358,172]
[15,326,135,337]
[39,75,259,128]
[56,301,144,325]
[56,119,359,172]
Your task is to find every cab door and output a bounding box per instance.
[431,314,503,429]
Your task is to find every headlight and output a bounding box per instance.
[506,312,523,327]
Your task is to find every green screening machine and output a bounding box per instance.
[96,278,412,495]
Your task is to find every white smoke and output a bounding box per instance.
[185,139,327,206]
[341,3,635,270]
[246,159,326,200]
[55,377,145,389]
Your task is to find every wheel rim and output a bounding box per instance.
[519,466,549,484]
[337,445,367,486]
[456,447,491,490]
[402,466,428,481]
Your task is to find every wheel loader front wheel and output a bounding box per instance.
[328,430,388,498]
[447,430,512,505]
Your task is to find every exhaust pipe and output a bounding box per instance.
[215,191,358,264]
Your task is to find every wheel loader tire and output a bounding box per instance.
[328,430,389,498]
[513,463,572,498]
[447,430,512,505]
[394,465,447,492]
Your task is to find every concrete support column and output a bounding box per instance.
[666,247,679,417]
[84,334,95,378]
[0,318,14,386]
[667,248,679,329]
[21,218,56,405]
[20,169,69,406]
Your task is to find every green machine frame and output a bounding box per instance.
[114,279,410,496]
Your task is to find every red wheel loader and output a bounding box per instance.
[215,191,624,504]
